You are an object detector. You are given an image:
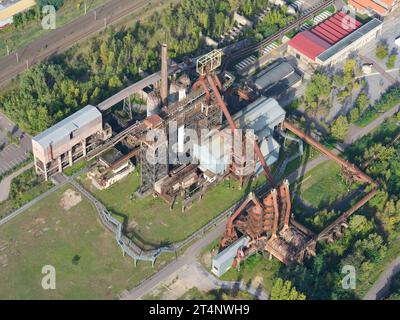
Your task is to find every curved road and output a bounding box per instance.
[0,0,155,86]
[0,162,33,202]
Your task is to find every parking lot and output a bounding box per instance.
[357,11,400,102]
[0,113,32,175]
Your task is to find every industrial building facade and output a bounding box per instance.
[348,0,399,16]
[0,0,36,28]
[32,105,109,180]
[288,12,383,65]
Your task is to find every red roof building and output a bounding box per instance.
[348,0,398,16]
[288,12,361,62]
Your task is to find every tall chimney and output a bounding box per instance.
[161,43,168,107]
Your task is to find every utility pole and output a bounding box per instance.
[15,52,19,64]
[94,10,97,20]
[26,60,29,70]
[84,2,87,14]
[104,17,107,28]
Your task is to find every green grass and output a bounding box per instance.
[355,89,400,128]
[293,160,353,209]
[283,144,320,177]
[63,159,90,176]
[0,184,173,299]
[219,253,280,294]
[79,169,268,247]
[0,168,53,220]
[358,238,400,298]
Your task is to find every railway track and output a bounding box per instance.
[222,0,335,70]
[0,0,151,86]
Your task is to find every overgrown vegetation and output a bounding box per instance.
[281,115,400,299]
[0,168,53,220]
[0,0,271,134]
[355,87,400,127]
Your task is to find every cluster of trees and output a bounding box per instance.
[279,115,400,299]
[256,6,295,38]
[305,209,339,233]
[0,0,272,134]
[12,0,65,28]
[238,0,269,17]
[279,214,387,299]
[375,42,397,69]
[0,168,53,219]
[270,278,306,300]
[354,87,400,126]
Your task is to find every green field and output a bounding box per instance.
[0,168,53,220]
[79,170,268,247]
[294,160,353,209]
[0,185,172,300]
[220,253,280,294]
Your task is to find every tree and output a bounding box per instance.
[386,54,397,69]
[271,278,306,300]
[330,115,349,141]
[349,107,360,123]
[355,92,370,114]
[376,44,389,60]
[37,0,64,10]
[304,73,331,108]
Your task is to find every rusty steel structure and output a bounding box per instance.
[221,118,379,267]
[66,46,379,270]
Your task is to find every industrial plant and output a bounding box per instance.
[32,28,378,277]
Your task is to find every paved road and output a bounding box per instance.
[346,103,400,145]
[0,0,154,86]
[121,221,227,300]
[0,162,33,202]
[364,253,400,300]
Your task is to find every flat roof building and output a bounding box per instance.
[32,105,104,180]
[250,60,302,97]
[348,0,399,16]
[288,12,382,65]
[0,0,36,28]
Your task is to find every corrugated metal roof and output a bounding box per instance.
[288,30,331,60]
[232,96,286,136]
[253,61,295,91]
[32,105,101,149]
[289,12,368,61]
[317,18,383,62]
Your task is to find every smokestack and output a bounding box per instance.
[161,43,168,107]
[283,179,291,228]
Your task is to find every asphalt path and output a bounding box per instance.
[0,162,33,202]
